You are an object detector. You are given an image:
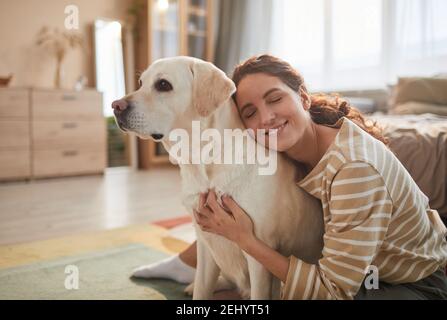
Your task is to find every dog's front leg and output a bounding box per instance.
[245,254,273,300]
[193,239,220,300]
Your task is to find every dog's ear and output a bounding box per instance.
[190,60,236,117]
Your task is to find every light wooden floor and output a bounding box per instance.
[0,167,185,246]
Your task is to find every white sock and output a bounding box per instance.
[131,254,196,284]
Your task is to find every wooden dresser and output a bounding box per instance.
[0,88,31,180]
[0,88,107,181]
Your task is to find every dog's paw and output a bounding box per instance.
[183,276,234,297]
[184,282,194,296]
[215,276,235,292]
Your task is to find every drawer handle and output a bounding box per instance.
[62,94,77,101]
[62,150,78,157]
[62,122,78,129]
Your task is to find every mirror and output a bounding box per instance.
[94,19,126,117]
[94,19,132,169]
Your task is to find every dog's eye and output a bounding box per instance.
[154,79,173,92]
[138,79,142,87]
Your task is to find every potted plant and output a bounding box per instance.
[35,26,84,89]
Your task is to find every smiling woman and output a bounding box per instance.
[231,55,388,155]
[133,54,447,300]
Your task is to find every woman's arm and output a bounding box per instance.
[239,235,290,283]
[196,162,394,300]
[194,191,290,283]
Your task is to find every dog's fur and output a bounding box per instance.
[114,57,324,299]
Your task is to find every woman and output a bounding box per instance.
[133,55,447,299]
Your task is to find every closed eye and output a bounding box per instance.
[244,109,256,119]
[268,97,282,104]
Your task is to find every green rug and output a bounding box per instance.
[0,243,191,300]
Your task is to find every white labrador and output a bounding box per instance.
[112,56,324,300]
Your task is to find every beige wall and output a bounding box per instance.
[0,0,133,89]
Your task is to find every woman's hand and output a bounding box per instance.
[194,190,256,248]
[194,190,290,284]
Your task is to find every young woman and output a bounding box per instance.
[133,55,447,300]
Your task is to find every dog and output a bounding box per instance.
[112,56,324,299]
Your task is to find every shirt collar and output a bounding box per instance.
[296,117,350,189]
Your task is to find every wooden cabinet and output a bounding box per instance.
[30,89,107,179]
[0,88,31,180]
[137,0,215,168]
[0,88,30,118]
[32,90,104,120]
[32,147,105,178]
[0,88,106,181]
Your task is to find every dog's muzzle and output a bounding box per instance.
[111,99,165,140]
[113,107,131,131]
[112,99,132,131]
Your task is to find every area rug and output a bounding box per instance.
[0,243,188,300]
[0,217,195,300]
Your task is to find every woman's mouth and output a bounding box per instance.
[266,121,288,136]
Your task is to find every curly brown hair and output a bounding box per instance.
[231,54,388,145]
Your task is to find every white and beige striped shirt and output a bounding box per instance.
[281,116,447,300]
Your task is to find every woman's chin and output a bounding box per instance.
[255,133,292,152]
[262,139,288,152]
[273,144,289,153]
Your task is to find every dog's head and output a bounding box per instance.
[112,56,236,141]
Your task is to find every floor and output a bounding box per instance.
[0,167,185,245]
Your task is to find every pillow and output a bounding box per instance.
[344,97,377,114]
[391,77,447,107]
[390,101,447,116]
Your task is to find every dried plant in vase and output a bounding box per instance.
[35,26,84,88]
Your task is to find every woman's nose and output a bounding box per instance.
[111,99,129,112]
[259,108,276,126]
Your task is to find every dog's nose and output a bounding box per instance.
[151,134,164,141]
[112,99,129,114]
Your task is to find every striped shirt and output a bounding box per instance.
[280,116,447,300]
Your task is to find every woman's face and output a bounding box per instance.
[235,73,310,152]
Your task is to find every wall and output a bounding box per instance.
[0,0,134,89]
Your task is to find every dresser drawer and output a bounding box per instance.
[32,120,106,149]
[32,90,103,120]
[0,120,30,148]
[32,146,106,178]
[0,88,29,118]
[0,147,31,180]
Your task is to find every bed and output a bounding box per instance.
[367,112,447,223]
[340,76,447,223]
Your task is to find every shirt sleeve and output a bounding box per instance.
[280,162,394,300]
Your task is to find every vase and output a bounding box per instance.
[54,58,64,89]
